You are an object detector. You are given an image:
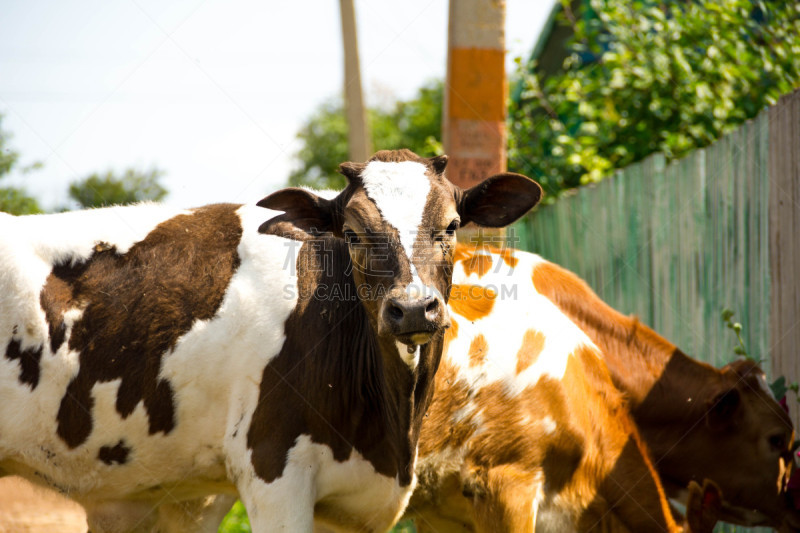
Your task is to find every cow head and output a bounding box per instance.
[257,149,542,360]
[664,359,800,530]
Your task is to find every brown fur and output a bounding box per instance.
[449,284,496,321]
[49,204,242,448]
[3,338,43,389]
[97,440,131,465]
[461,254,493,278]
[453,243,518,275]
[468,335,489,367]
[412,337,684,532]
[516,329,545,375]
[246,236,425,484]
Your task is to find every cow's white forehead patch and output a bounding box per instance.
[361,161,431,262]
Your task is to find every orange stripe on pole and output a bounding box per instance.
[448,48,506,122]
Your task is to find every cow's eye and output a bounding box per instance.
[769,433,787,452]
[446,219,460,236]
[344,229,360,245]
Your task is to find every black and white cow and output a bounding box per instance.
[0,149,542,532]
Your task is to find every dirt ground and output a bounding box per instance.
[0,476,86,533]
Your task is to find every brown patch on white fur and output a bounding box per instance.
[515,329,545,375]
[449,284,496,322]
[454,242,518,272]
[461,253,493,278]
[51,204,243,448]
[468,334,489,368]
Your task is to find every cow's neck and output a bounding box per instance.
[274,237,437,485]
[534,263,721,419]
[539,266,724,470]
[376,336,442,483]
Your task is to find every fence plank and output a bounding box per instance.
[769,91,800,433]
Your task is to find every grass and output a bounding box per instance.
[218,501,251,533]
[217,501,417,532]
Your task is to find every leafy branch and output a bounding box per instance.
[720,308,750,358]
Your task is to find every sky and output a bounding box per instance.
[0,0,554,210]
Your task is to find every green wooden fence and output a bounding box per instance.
[512,90,800,533]
[514,112,771,369]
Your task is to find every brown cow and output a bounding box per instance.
[530,250,800,531]
[404,244,798,532]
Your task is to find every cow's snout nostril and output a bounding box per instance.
[425,297,441,321]
[425,299,438,314]
[387,304,404,323]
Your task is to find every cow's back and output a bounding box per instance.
[0,203,297,505]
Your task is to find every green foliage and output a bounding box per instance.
[509,0,800,201]
[391,519,417,532]
[218,501,251,533]
[0,114,42,214]
[720,308,749,358]
[0,187,43,215]
[69,168,168,208]
[216,501,417,533]
[288,80,443,190]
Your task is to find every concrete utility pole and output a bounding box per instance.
[444,0,507,191]
[340,0,371,162]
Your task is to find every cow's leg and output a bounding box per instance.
[467,464,539,533]
[237,476,315,532]
[155,494,237,533]
[232,449,317,532]
[596,435,680,533]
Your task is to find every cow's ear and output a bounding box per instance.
[338,162,366,182]
[457,173,542,228]
[429,154,448,175]
[686,479,722,533]
[706,388,741,430]
[257,188,336,237]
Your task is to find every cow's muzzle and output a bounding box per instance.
[379,288,448,346]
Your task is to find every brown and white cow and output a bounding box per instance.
[405,243,799,532]
[408,251,701,532]
[0,150,541,533]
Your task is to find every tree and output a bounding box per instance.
[508,0,800,201]
[289,80,443,190]
[0,114,42,215]
[69,168,168,208]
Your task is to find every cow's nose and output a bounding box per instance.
[382,293,446,342]
[385,295,441,331]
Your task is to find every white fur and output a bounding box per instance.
[397,341,420,368]
[362,161,443,371]
[447,248,599,394]
[235,435,412,532]
[361,161,430,263]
